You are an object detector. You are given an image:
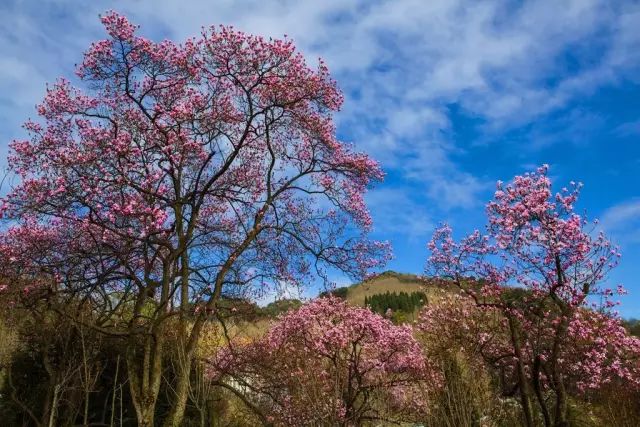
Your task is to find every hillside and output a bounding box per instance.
[323,271,452,307]
[345,271,426,305]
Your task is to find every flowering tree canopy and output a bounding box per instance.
[428,165,619,310]
[418,293,640,393]
[425,165,640,427]
[0,11,389,426]
[209,297,438,426]
[0,10,388,305]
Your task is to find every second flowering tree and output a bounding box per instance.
[426,166,640,427]
[209,297,438,426]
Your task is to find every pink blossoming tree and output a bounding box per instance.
[425,166,640,427]
[0,11,389,426]
[209,297,438,426]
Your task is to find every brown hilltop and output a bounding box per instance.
[320,271,453,307]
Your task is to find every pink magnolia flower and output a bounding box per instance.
[209,297,440,425]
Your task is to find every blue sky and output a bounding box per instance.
[1,0,639,316]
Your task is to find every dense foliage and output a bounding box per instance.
[208,297,439,426]
[426,165,640,427]
[318,286,350,299]
[364,290,427,316]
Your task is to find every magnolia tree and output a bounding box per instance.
[209,297,439,426]
[418,294,640,406]
[0,12,389,426]
[425,166,640,427]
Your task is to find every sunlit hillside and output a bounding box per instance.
[342,271,452,306]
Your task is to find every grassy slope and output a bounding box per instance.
[344,271,450,306]
[214,272,446,344]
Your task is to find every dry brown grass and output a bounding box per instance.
[196,317,273,358]
[345,271,452,307]
[0,318,18,392]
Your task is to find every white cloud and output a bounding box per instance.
[1,0,639,211]
[600,199,640,245]
[614,120,640,137]
[366,188,433,239]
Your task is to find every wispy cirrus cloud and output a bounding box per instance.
[600,199,640,246]
[614,119,640,137]
[3,0,639,212]
[365,188,434,239]
[2,0,639,312]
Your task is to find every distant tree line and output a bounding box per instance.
[624,319,640,337]
[365,291,427,315]
[318,287,350,300]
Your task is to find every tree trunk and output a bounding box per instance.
[162,355,193,427]
[48,384,61,427]
[508,316,535,427]
[127,330,164,427]
[550,256,571,427]
[162,238,195,427]
[134,405,156,427]
[163,203,268,426]
[551,314,570,427]
[162,314,207,427]
[533,355,551,427]
[110,355,121,427]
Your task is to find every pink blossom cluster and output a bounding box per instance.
[424,166,640,406]
[428,165,621,309]
[0,11,389,302]
[564,309,640,392]
[209,297,439,425]
[418,293,640,394]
